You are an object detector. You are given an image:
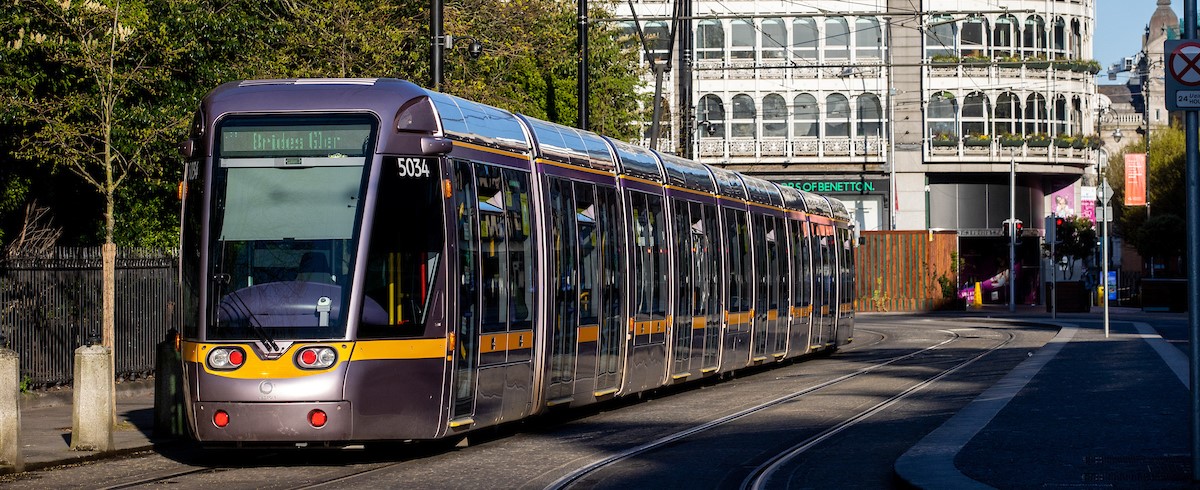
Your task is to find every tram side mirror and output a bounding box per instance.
[178,138,196,159]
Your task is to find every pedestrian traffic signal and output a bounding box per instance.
[1002,219,1024,238]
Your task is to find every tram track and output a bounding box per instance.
[544,324,990,490]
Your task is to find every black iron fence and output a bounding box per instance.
[0,247,177,388]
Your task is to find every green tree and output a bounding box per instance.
[3,0,189,348]
[441,0,647,140]
[1107,126,1186,272]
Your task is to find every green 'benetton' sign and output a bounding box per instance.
[780,181,876,193]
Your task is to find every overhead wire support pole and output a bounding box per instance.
[1187,0,1200,482]
[431,0,444,91]
[577,0,588,130]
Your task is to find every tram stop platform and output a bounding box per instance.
[2,306,1197,489]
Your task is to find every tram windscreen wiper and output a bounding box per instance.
[212,274,278,351]
[223,289,279,352]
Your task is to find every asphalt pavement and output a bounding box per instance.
[1,305,1195,489]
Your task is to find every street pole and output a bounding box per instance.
[1186,0,1200,480]
[1009,150,1016,313]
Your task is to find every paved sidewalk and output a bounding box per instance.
[4,380,160,473]
[896,306,1194,488]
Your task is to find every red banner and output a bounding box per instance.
[1125,153,1147,206]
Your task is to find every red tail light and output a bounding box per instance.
[208,347,246,370]
[308,409,327,428]
[214,410,230,428]
[295,346,337,369]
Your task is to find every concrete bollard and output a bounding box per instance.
[0,348,24,473]
[71,345,114,452]
[154,330,186,438]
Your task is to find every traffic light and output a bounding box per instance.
[1045,214,1058,243]
[1002,219,1024,238]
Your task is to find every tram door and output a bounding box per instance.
[546,178,578,404]
[593,186,624,394]
[768,217,788,357]
[699,205,721,371]
[789,219,813,356]
[451,160,481,422]
[671,200,719,379]
[750,214,771,362]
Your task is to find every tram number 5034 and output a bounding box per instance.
[397,157,433,178]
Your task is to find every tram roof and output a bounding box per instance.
[803,192,833,217]
[429,91,531,154]
[740,174,784,208]
[657,152,716,194]
[608,139,664,182]
[776,184,808,212]
[825,196,852,222]
[707,166,748,201]
[520,116,616,171]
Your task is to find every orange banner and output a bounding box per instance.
[1124,153,1146,206]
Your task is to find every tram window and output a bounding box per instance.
[724,208,751,312]
[360,156,446,338]
[630,191,667,318]
[702,204,720,316]
[794,221,811,308]
[504,169,533,329]
[575,183,599,326]
[455,160,481,358]
[477,164,508,334]
[753,214,769,314]
[647,195,667,316]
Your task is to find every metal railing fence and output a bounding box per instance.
[0,247,177,388]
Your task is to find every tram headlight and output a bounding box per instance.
[295,346,337,369]
[207,347,246,370]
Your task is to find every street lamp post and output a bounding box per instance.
[1099,123,1122,338]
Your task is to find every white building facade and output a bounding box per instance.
[614,0,1100,239]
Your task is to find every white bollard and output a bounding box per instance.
[0,348,23,472]
[71,345,114,452]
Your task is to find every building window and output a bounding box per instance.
[731,94,756,138]
[1070,19,1082,59]
[1022,15,1046,58]
[962,92,990,136]
[928,91,957,140]
[1072,97,1083,136]
[825,17,850,60]
[696,20,725,61]
[698,94,725,139]
[961,16,987,58]
[793,18,818,61]
[856,93,882,137]
[1053,95,1068,135]
[731,19,755,60]
[926,15,956,58]
[763,94,787,137]
[617,22,639,51]
[794,93,819,137]
[762,18,786,60]
[855,17,882,59]
[995,92,1022,135]
[1051,17,1066,59]
[826,93,850,137]
[1024,93,1047,135]
[993,15,1017,58]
